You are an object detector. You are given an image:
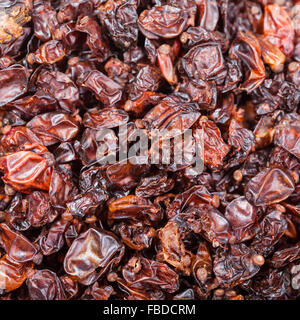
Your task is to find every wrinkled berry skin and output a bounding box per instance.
[0,0,299,301]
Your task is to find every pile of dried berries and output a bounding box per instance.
[0,0,299,300]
